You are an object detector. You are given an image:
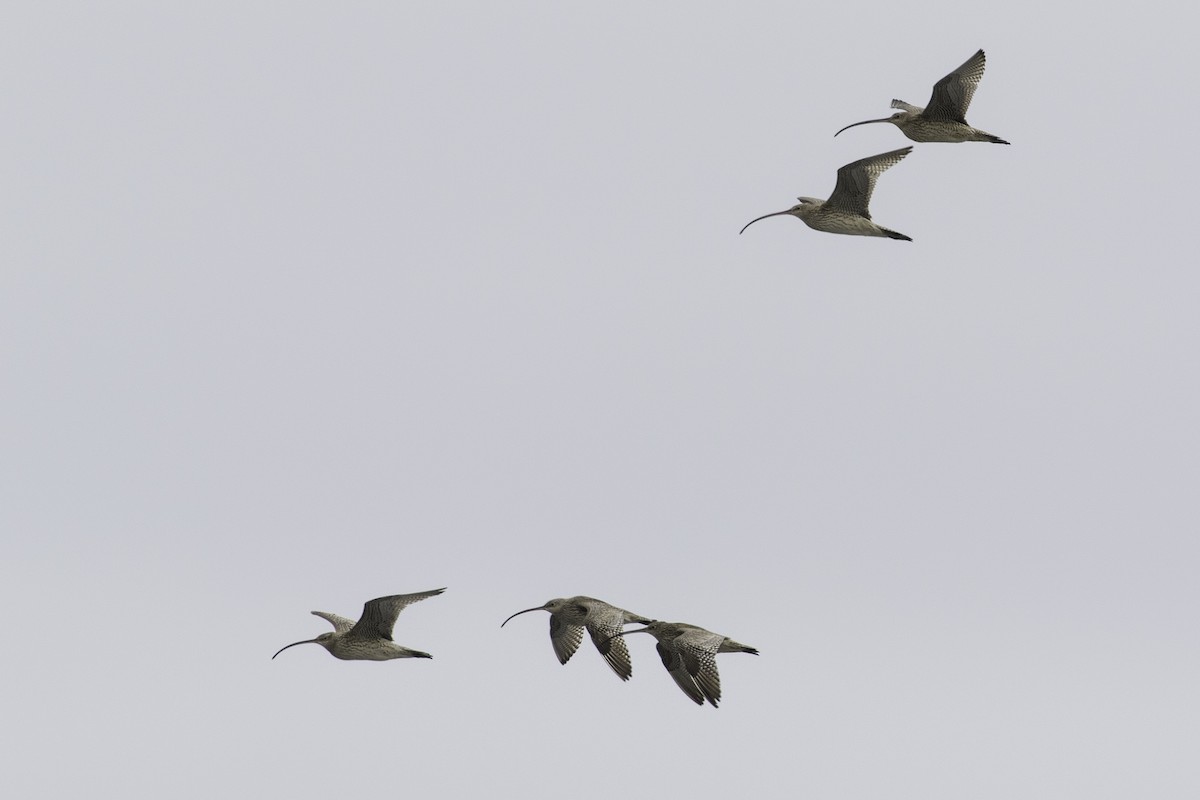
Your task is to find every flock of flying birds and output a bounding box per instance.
[273,49,1010,709]
[273,589,757,708]
[740,48,1009,242]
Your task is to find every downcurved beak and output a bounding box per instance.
[599,624,655,647]
[740,211,792,235]
[834,117,891,137]
[501,606,545,627]
[272,638,319,659]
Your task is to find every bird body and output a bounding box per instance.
[273,588,445,661]
[790,200,909,239]
[502,595,651,681]
[835,49,1009,144]
[741,147,913,241]
[615,621,758,707]
[880,111,1007,144]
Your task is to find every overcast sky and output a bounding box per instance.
[4,3,1197,798]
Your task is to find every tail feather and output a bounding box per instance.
[882,228,913,242]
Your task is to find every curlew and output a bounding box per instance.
[502,596,652,681]
[612,621,758,707]
[272,588,445,661]
[740,147,914,241]
[835,49,1009,144]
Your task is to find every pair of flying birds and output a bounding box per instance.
[740,49,1009,242]
[273,590,757,708]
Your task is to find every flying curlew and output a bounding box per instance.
[612,621,758,707]
[502,596,652,681]
[740,147,914,240]
[272,588,445,661]
[835,49,1009,144]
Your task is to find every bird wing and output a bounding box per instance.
[890,99,924,115]
[587,608,636,681]
[311,611,357,634]
[676,629,725,707]
[349,588,445,641]
[656,641,705,705]
[924,49,986,122]
[549,613,585,665]
[826,147,912,218]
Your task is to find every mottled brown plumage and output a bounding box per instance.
[835,49,1010,144]
[502,596,651,681]
[272,588,444,661]
[741,147,913,240]
[613,621,759,707]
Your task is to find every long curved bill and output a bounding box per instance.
[598,625,653,647]
[740,211,792,235]
[272,638,319,659]
[500,606,545,627]
[834,117,891,137]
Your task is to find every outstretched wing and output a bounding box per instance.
[349,588,445,641]
[827,147,912,218]
[675,629,726,707]
[549,613,585,664]
[587,607,637,681]
[925,49,986,122]
[311,611,357,634]
[891,99,924,115]
[657,641,705,705]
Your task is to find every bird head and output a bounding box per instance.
[501,598,563,627]
[834,111,906,137]
[601,620,671,646]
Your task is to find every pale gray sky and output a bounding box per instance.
[3,3,1197,798]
